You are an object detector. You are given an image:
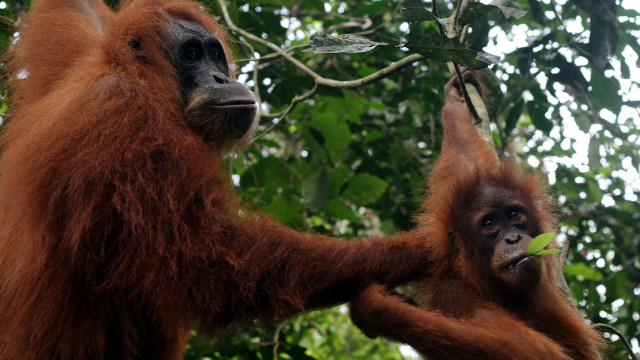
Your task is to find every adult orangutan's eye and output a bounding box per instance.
[183,41,203,61]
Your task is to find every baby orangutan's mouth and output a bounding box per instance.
[504,255,527,270]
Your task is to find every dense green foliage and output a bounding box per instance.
[1,0,639,359]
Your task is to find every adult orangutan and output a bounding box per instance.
[0,0,431,358]
[350,69,605,359]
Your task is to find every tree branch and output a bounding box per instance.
[442,0,495,151]
[216,0,425,127]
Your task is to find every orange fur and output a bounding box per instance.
[351,71,604,359]
[0,0,431,358]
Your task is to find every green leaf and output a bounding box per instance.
[504,98,524,134]
[490,0,527,19]
[363,131,387,145]
[588,137,601,173]
[239,157,288,190]
[342,174,389,206]
[459,2,499,25]
[405,35,499,69]
[264,197,303,229]
[526,101,553,133]
[307,113,352,162]
[304,33,389,54]
[402,7,439,22]
[620,60,630,79]
[309,126,326,147]
[586,177,604,204]
[533,249,561,256]
[613,272,628,298]
[353,1,389,16]
[459,0,526,26]
[302,166,331,212]
[526,232,556,256]
[330,166,350,197]
[323,199,359,222]
[404,0,425,7]
[564,263,604,281]
[590,69,622,113]
[574,111,592,132]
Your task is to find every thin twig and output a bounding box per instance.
[253,323,285,360]
[253,83,320,142]
[316,54,425,88]
[217,0,318,79]
[459,24,471,43]
[592,323,638,360]
[233,40,263,114]
[260,82,319,120]
[324,18,372,34]
[216,0,426,127]
[272,322,284,360]
[355,1,403,36]
[432,0,445,36]
[235,44,308,64]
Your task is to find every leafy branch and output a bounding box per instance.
[401,0,524,150]
[217,0,525,145]
[216,0,425,127]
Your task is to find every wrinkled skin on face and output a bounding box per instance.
[168,19,257,152]
[470,182,544,295]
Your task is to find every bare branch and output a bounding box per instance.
[261,83,320,120]
[355,2,403,37]
[233,40,263,113]
[217,0,323,80]
[324,18,372,34]
[253,322,285,359]
[234,44,309,64]
[253,83,320,143]
[317,53,425,88]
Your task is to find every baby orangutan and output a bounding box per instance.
[350,69,604,360]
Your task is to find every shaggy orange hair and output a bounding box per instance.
[0,0,430,358]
